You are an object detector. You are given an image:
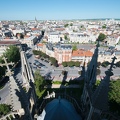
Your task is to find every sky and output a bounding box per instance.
[0,0,120,20]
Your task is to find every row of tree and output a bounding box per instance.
[33,50,58,67]
[62,61,81,67]
[64,23,73,28]
[97,61,120,68]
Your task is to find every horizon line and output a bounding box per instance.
[0,18,120,21]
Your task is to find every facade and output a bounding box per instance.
[20,36,37,47]
[35,43,44,52]
[12,29,25,36]
[69,33,97,43]
[48,32,61,43]
[72,49,93,63]
[98,50,120,63]
[54,44,72,64]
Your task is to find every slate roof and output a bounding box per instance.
[37,98,82,120]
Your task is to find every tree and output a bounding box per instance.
[64,24,69,27]
[108,80,120,115]
[50,57,58,67]
[62,62,67,67]
[0,66,6,80]
[0,104,11,116]
[109,80,120,104]
[97,33,106,42]
[75,61,80,67]
[5,45,20,63]
[64,35,68,40]
[116,61,120,67]
[72,44,77,51]
[101,61,109,67]
[70,23,73,26]
[102,25,106,29]
[67,61,74,67]
[34,70,44,93]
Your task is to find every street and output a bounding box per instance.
[27,49,120,81]
[0,83,11,104]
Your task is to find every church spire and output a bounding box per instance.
[91,56,117,111]
[86,41,100,87]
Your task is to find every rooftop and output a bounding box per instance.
[37,98,82,120]
[0,40,21,45]
[72,49,93,57]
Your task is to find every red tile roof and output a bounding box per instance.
[72,49,93,57]
[31,28,39,31]
[37,43,43,47]
[55,28,65,31]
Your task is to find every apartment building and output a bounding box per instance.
[69,33,97,43]
[48,32,61,43]
[72,49,93,63]
[98,50,120,63]
[20,36,37,47]
[54,44,72,64]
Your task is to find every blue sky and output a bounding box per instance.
[0,0,120,20]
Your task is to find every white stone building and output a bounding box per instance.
[69,32,97,43]
[20,36,37,47]
[48,32,61,43]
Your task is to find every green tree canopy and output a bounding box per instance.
[97,33,106,42]
[0,66,6,80]
[101,61,109,67]
[72,44,77,51]
[64,24,69,27]
[0,104,11,116]
[5,45,20,63]
[70,23,73,26]
[102,24,106,29]
[62,62,67,67]
[34,70,45,93]
[109,80,120,104]
[116,61,120,67]
[75,61,80,67]
[108,80,120,115]
[67,61,74,67]
[50,57,58,66]
[64,35,68,40]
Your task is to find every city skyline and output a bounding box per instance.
[0,0,120,20]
